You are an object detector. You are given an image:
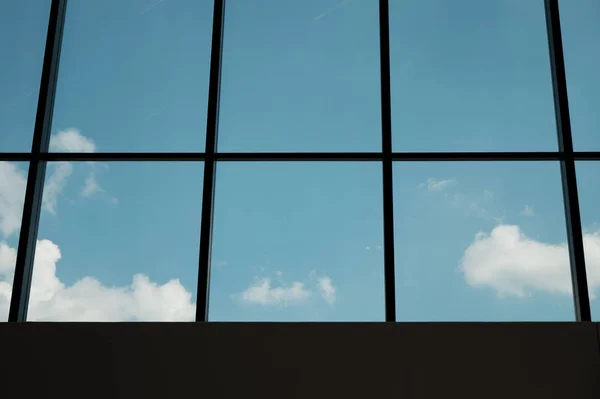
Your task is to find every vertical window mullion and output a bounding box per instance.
[379,0,397,322]
[8,0,68,322]
[544,0,591,321]
[196,0,226,322]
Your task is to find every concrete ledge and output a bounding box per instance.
[0,322,599,398]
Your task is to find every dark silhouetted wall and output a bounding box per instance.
[1,323,599,398]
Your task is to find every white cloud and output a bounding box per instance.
[0,157,109,237]
[420,177,456,192]
[42,162,73,214]
[49,128,96,153]
[460,224,600,298]
[239,278,311,306]
[0,162,27,237]
[0,239,195,321]
[521,204,535,217]
[0,150,176,321]
[317,276,336,305]
[0,242,17,278]
[81,173,103,197]
[238,270,338,307]
[44,130,106,212]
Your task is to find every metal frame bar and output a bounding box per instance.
[195,0,225,322]
[2,0,594,322]
[544,0,591,321]
[379,0,397,322]
[6,151,600,163]
[8,0,68,322]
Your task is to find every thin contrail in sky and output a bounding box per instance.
[140,0,165,15]
[313,0,352,21]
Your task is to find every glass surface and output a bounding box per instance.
[0,1,51,151]
[389,0,557,152]
[209,162,384,321]
[218,0,381,152]
[28,162,203,321]
[559,0,600,150]
[574,162,600,320]
[394,162,573,321]
[51,0,213,152]
[0,162,29,321]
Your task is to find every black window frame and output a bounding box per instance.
[3,0,595,322]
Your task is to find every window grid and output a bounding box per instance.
[3,0,596,322]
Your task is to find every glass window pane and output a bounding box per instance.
[218,0,381,152]
[51,0,213,152]
[0,162,29,321]
[0,1,51,151]
[209,162,384,321]
[559,0,600,150]
[28,162,203,321]
[574,162,600,320]
[394,161,572,321]
[390,0,556,152]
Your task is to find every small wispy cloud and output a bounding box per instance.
[0,162,28,237]
[43,162,73,214]
[313,0,352,21]
[238,278,311,306]
[237,271,338,307]
[521,204,534,217]
[366,244,383,251]
[309,270,337,305]
[81,173,103,197]
[419,177,456,192]
[44,129,112,212]
[317,277,336,305]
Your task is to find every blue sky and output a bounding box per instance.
[0,0,599,321]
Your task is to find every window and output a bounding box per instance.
[29,161,202,321]
[51,0,213,152]
[2,0,597,323]
[209,162,384,321]
[559,0,600,150]
[574,162,600,320]
[0,1,51,151]
[389,0,556,152]
[0,162,29,320]
[394,162,572,321]
[218,0,381,152]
